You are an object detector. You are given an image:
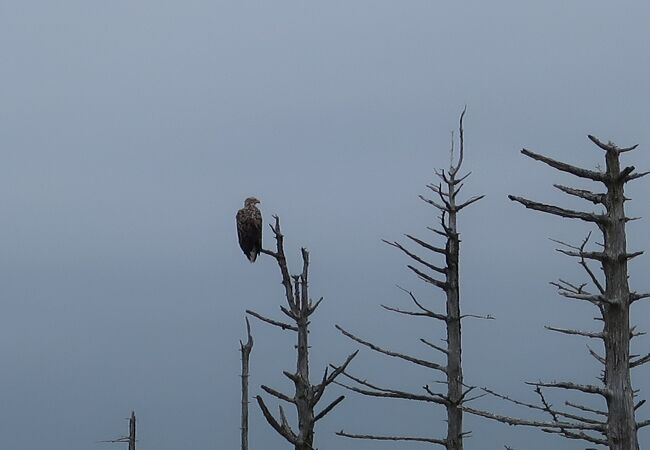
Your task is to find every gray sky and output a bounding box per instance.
[1,1,650,449]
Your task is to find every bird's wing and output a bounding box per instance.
[237,208,262,252]
[251,208,262,238]
[236,209,248,247]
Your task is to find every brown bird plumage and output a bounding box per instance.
[236,197,262,262]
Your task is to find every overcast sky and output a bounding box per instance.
[1,1,650,449]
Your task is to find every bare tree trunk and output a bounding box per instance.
[247,216,357,450]
[445,168,463,450]
[600,143,638,450]
[240,319,253,450]
[291,250,316,450]
[128,411,135,450]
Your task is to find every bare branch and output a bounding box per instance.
[266,215,297,311]
[539,427,608,445]
[408,265,448,290]
[535,387,559,423]
[314,396,345,422]
[625,250,644,261]
[337,430,447,446]
[240,317,254,351]
[405,234,447,255]
[331,374,400,395]
[456,194,485,211]
[261,385,295,404]
[424,384,448,399]
[419,195,448,211]
[630,292,650,303]
[433,183,452,209]
[278,405,292,439]
[256,396,297,444]
[453,171,472,185]
[460,313,495,320]
[549,237,582,251]
[381,303,447,321]
[420,338,449,355]
[630,353,650,368]
[545,325,604,340]
[460,385,483,403]
[332,370,446,404]
[525,381,608,398]
[383,239,447,275]
[280,305,296,320]
[565,401,607,417]
[551,278,588,294]
[509,195,606,224]
[577,233,606,295]
[283,370,299,384]
[97,437,131,444]
[307,297,323,314]
[464,406,605,432]
[336,325,447,374]
[557,291,608,305]
[556,248,607,262]
[450,105,467,176]
[627,171,650,181]
[586,345,606,365]
[553,184,605,205]
[246,309,298,332]
[426,183,449,198]
[395,285,446,319]
[520,148,605,182]
[588,134,638,153]
[259,248,277,258]
[481,386,605,426]
[637,419,650,429]
[619,166,635,181]
[427,225,450,238]
[314,350,359,403]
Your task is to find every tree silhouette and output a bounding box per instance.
[334,110,488,450]
[466,135,650,450]
[246,215,357,450]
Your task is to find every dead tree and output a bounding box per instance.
[100,411,136,450]
[334,110,487,450]
[246,215,357,450]
[465,135,650,449]
[240,318,254,450]
[127,412,135,450]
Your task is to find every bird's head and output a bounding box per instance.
[244,197,261,207]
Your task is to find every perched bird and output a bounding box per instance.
[236,197,262,262]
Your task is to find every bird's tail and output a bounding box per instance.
[248,251,258,263]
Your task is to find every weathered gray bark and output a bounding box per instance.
[240,318,253,450]
[335,110,486,449]
[101,411,136,450]
[467,135,649,449]
[599,140,638,449]
[247,215,357,450]
[444,156,464,450]
[128,411,135,450]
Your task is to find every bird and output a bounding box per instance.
[236,197,262,262]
